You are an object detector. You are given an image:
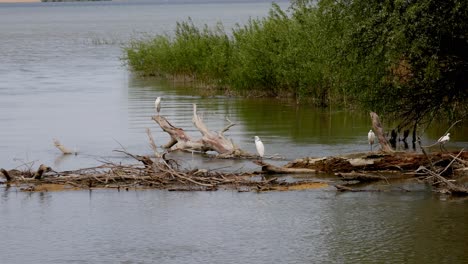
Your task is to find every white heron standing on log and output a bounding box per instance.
[368,130,375,151]
[437,133,450,151]
[155,97,161,115]
[254,136,264,159]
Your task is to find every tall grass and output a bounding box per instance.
[124,3,340,105]
[124,0,468,124]
[124,18,231,84]
[123,1,371,107]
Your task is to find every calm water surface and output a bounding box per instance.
[0,1,467,263]
[1,188,468,264]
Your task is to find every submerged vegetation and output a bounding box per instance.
[124,0,468,126]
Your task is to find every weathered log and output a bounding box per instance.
[336,171,387,182]
[146,128,162,158]
[192,104,236,154]
[1,168,12,181]
[53,139,74,155]
[152,115,208,152]
[421,149,468,196]
[152,104,252,157]
[333,185,410,193]
[265,151,467,179]
[334,185,361,192]
[33,164,52,180]
[253,160,317,174]
[370,112,394,153]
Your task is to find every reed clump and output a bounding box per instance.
[123,0,468,125]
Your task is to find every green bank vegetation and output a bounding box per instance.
[124,0,467,126]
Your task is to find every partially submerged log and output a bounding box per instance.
[254,151,468,193]
[3,159,325,193]
[334,185,383,192]
[1,168,12,181]
[152,103,252,157]
[53,139,75,155]
[370,112,394,153]
[33,164,52,180]
[336,171,388,182]
[192,104,236,154]
[283,152,468,173]
[152,115,206,151]
[253,160,317,174]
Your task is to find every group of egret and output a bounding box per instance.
[155,96,266,159]
[367,128,451,152]
[154,97,451,160]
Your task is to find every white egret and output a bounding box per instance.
[437,133,450,151]
[368,130,375,151]
[254,136,265,159]
[155,97,161,115]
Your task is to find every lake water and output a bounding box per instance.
[0,1,467,263]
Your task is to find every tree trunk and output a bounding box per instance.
[370,112,394,153]
[152,104,247,155]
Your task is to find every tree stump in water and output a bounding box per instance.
[370,112,394,153]
[152,104,251,157]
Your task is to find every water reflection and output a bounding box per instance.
[0,189,467,263]
[127,74,468,163]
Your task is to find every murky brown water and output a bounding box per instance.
[0,1,467,263]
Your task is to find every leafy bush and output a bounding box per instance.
[124,0,468,125]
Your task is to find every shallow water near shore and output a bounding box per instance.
[1,187,468,264]
[0,1,467,263]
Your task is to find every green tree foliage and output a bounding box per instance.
[331,0,468,126]
[124,0,468,125]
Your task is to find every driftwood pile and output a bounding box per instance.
[254,113,468,195]
[0,151,324,192]
[151,104,254,158]
[1,108,466,195]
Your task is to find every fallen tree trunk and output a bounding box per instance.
[254,151,468,190]
[1,168,12,181]
[152,115,207,151]
[152,104,252,157]
[192,104,236,154]
[253,160,317,174]
[370,112,394,153]
[336,171,388,182]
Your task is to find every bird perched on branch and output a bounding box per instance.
[254,136,264,159]
[437,133,450,151]
[155,97,161,115]
[368,130,375,151]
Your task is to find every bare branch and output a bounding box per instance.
[220,117,236,135]
[370,112,394,153]
[146,128,162,158]
[422,119,463,148]
[53,139,74,155]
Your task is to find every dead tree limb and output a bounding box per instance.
[33,164,52,180]
[438,148,464,176]
[220,117,236,135]
[114,150,154,168]
[53,139,74,155]
[146,128,162,158]
[253,160,317,174]
[151,104,252,157]
[192,104,236,154]
[152,115,207,152]
[1,168,12,181]
[418,147,468,195]
[336,171,387,182]
[370,112,394,153]
[418,136,436,172]
[422,119,462,148]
